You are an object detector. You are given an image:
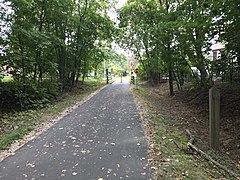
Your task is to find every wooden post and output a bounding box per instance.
[209,87,220,150]
[120,73,122,83]
[135,74,137,89]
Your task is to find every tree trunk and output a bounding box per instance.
[195,29,208,84]
[71,70,77,87]
[169,69,174,96]
[39,66,43,86]
[35,0,46,84]
[34,63,37,80]
[238,56,240,80]
[167,43,174,96]
[76,71,81,85]
[173,69,180,91]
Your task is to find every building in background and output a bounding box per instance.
[211,43,225,61]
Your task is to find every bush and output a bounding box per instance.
[0,81,57,110]
[0,71,4,82]
[41,80,58,97]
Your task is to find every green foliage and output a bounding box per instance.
[0,0,120,110]
[135,86,235,179]
[0,0,116,89]
[41,80,58,96]
[0,118,35,149]
[0,82,54,110]
[118,0,240,93]
[0,71,4,82]
[213,0,240,56]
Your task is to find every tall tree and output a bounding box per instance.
[1,0,115,87]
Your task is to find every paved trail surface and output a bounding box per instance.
[0,78,151,180]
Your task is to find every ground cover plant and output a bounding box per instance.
[133,81,240,179]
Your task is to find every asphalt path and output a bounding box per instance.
[0,78,151,180]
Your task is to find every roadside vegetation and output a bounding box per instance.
[0,0,239,178]
[120,1,240,178]
[0,78,106,150]
[118,0,240,93]
[0,0,128,150]
[0,0,128,112]
[133,83,239,179]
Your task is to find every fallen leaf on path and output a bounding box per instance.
[151,166,157,171]
[72,172,78,176]
[62,169,66,173]
[70,136,76,140]
[26,163,35,168]
[107,169,112,173]
[81,149,90,154]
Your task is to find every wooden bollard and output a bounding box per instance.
[209,87,220,150]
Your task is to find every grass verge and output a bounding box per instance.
[0,78,106,150]
[133,85,236,179]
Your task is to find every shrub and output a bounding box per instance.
[0,81,56,110]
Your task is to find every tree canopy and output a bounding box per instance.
[0,0,239,99]
[0,0,120,87]
[0,0,130,109]
[117,0,240,95]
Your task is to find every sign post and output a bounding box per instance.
[106,69,109,84]
[134,68,139,89]
[209,87,220,150]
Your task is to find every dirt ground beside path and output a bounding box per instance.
[171,83,240,164]
[133,81,240,178]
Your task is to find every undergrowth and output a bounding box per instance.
[134,86,236,179]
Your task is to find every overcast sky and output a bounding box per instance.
[108,0,131,56]
[116,0,127,8]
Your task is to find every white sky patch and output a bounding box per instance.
[0,0,13,55]
[108,0,128,22]
[108,0,131,57]
[116,0,128,9]
[0,0,12,37]
[112,42,132,56]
